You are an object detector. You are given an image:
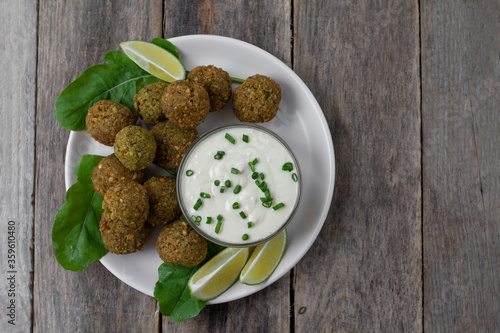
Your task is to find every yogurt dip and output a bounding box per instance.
[177,124,300,246]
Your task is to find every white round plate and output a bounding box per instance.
[65,35,335,304]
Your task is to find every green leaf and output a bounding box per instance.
[154,241,225,321]
[52,154,107,271]
[151,38,180,59]
[55,50,164,131]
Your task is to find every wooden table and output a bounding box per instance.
[1,0,498,332]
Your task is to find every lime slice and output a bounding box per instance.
[189,247,250,301]
[120,40,186,82]
[239,229,287,285]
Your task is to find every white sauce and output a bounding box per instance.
[180,127,299,245]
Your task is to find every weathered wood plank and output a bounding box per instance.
[34,1,163,332]
[161,0,292,330]
[421,1,500,331]
[293,1,422,331]
[0,0,37,331]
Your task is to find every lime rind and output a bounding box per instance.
[189,247,250,301]
[120,40,186,82]
[239,229,287,285]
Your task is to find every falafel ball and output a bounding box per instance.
[100,212,149,254]
[102,181,149,232]
[187,65,232,112]
[156,221,207,267]
[134,82,169,126]
[114,125,157,171]
[85,100,137,146]
[144,176,181,226]
[151,120,198,170]
[160,80,210,129]
[232,74,282,123]
[91,154,144,196]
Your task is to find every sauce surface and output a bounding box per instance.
[180,126,299,245]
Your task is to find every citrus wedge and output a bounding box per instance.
[239,229,287,285]
[120,40,186,82]
[189,247,250,301]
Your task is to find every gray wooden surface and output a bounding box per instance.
[0,0,498,332]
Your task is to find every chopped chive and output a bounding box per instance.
[252,158,258,165]
[262,201,273,208]
[248,162,255,172]
[260,172,265,180]
[251,172,258,180]
[225,133,235,144]
[186,170,194,176]
[217,151,226,156]
[247,222,253,228]
[272,202,285,210]
[214,154,223,160]
[215,220,222,234]
[233,185,242,194]
[220,186,226,193]
[298,306,307,315]
[193,199,202,211]
[255,180,261,188]
[260,197,273,203]
[225,180,232,187]
[217,214,223,221]
[231,167,239,175]
[200,192,211,198]
[282,162,293,171]
[263,189,271,199]
[292,173,298,182]
[242,134,249,143]
[260,181,268,191]
[239,211,247,219]
[232,202,240,209]
[191,215,201,225]
[242,234,249,241]
[214,180,220,186]
[206,217,213,224]
[180,215,187,223]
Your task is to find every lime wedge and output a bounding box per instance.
[189,247,250,301]
[239,229,287,285]
[120,40,186,82]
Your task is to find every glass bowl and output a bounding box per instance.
[176,123,301,247]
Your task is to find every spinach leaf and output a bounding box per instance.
[151,38,180,59]
[52,154,107,271]
[154,241,225,321]
[55,50,164,131]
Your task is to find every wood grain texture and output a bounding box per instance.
[33,1,163,332]
[161,1,292,331]
[0,0,37,331]
[163,0,291,65]
[293,1,422,331]
[421,1,500,331]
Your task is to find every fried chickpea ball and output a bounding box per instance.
[134,82,169,126]
[144,176,181,226]
[91,155,143,196]
[114,125,157,171]
[99,212,149,254]
[102,181,149,232]
[232,74,282,123]
[156,221,207,267]
[187,65,232,112]
[160,80,210,129]
[85,100,137,146]
[151,120,198,170]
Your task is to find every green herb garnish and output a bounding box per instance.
[225,133,235,144]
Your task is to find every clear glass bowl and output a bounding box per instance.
[176,123,301,247]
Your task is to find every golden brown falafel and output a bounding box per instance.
[85,100,137,146]
[156,221,207,267]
